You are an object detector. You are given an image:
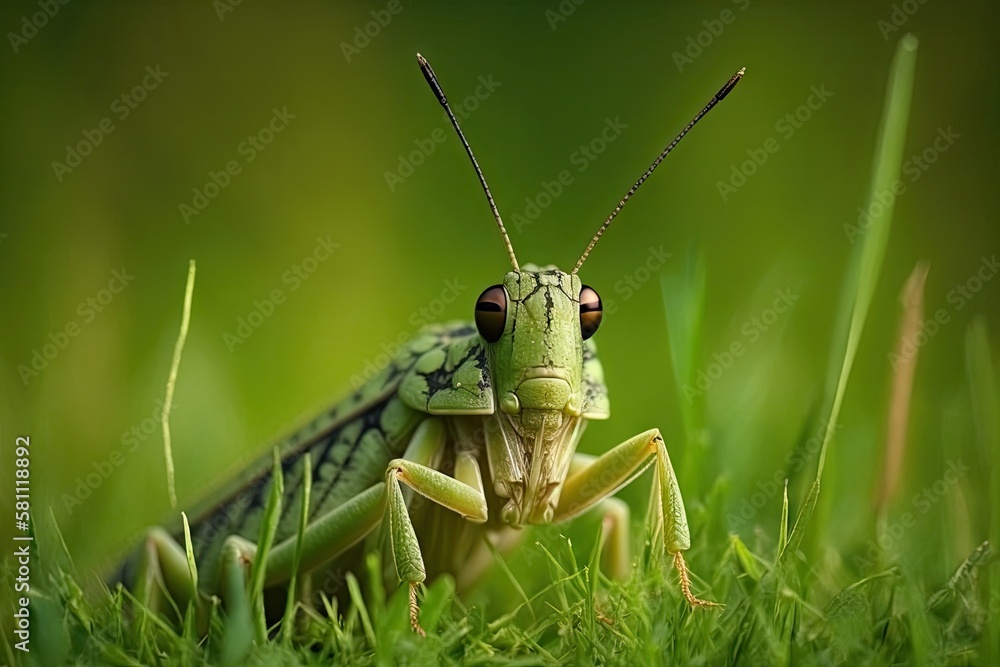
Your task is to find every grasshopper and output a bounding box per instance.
[119,54,744,635]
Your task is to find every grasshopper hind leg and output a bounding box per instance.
[127,527,199,621]
[453,526,526,593]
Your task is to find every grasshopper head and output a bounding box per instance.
[474,264,603,525]
[475,265,600,424]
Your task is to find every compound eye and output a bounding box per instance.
[474,285,507,343]
[579,285,602,340]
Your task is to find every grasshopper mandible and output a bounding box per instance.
[119,54,744,635]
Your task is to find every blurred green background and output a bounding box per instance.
[1,0,998,598]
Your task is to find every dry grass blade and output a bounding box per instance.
[876,260,929,520]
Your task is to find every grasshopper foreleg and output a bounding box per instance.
[385,418,488,635]
[554,429,720,608]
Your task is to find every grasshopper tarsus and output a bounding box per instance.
[409,582,426,637]
[673,551,724,610]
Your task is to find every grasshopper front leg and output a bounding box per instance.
[268,417,488,635]
[554,428,720,608]
[265,417,488,635]
[385,421,488,634]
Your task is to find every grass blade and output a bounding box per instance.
[660,247,707,487]
[731,534,762,583]
[965,318,998,662]
[782,33,919,563]
[248,448,284,644]
[346,572,376,648]
[280,451,312,645]
[162,259,197,509]
[484,536,534,621]
[181,511,199,600]
[817,33,918,480]
[777,480,789,557]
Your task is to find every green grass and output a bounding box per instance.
[4,31,997,667]
[9,489,995,666]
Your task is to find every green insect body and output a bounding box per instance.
[121,54,744,634]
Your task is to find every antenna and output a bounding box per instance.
[572,67,746,274]
[416,53,520,272]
